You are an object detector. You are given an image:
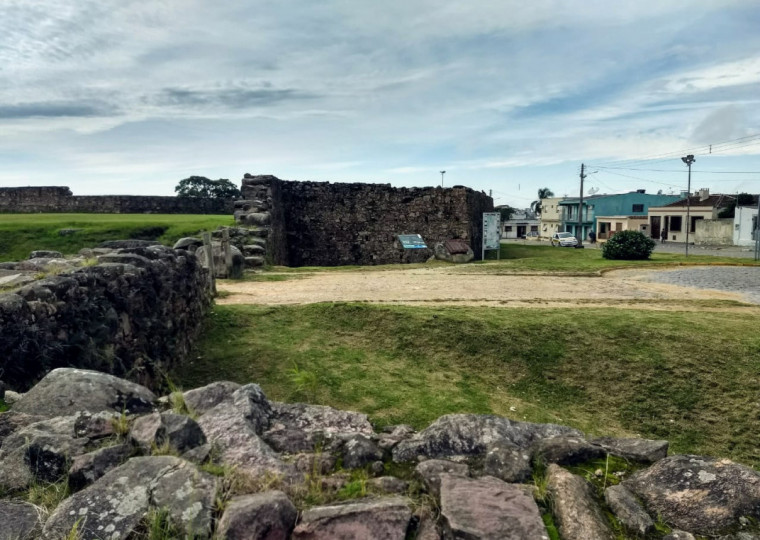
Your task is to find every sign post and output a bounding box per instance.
[397,234,428,250]
[482,212,501,261]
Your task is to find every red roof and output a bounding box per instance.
[661,194,735,208]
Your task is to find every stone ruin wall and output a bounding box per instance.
[0,186,233,214]
[238,175,493,267]
[0,245,212,391]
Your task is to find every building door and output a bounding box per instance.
[651,216,661,239]
[517,225,526,238]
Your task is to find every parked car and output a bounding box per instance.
[551,232,579,247]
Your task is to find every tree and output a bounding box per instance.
[530,187,555,215]
[497,206,516,221]
[175,176,241,199]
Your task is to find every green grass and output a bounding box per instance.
[176,302,760,467]
[0,398,8,413]
[461,243,760,275]
[0,213,233,262]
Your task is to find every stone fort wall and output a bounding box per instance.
[0,186,233,214]
[243,176,493,267]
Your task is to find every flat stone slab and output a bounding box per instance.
[0,500,44,539]
[393,414,582,462]
[591,436,669,463]
[292,496,411,539]
[440,474,549,540]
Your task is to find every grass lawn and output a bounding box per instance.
[0,213,233,262]
[261,243,759,277]
[178,302,760,467]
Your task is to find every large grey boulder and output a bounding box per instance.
[129,412,206,453]
[292,496,412,539]
[546,464,614,540]
[341,434,383,469]
[0,411,45,446]
[482,440,533,483]
[604,484,654,537]
[0,415,89,491]
[531,436,605,465]
[29,250,64,259]
[183,381,242,415]
[68,443,132,491]
[12,368,155,418]
[393,414,582,462]
[624,455,760,536]
[439,474,548,540]
[415,459,469,498]
[591,436,669,463]
[172,237,203,251]
[268,402,374,435]
[42,456,215,540]
[0,501,44,540]
[197,385,292,479]
[216,491,298,540]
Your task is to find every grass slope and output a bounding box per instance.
[0,213,233,261]
[178,302,760,467]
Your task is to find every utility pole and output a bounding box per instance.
[440,170,446,187]
[577,163,586,244]
[681,155,695,257]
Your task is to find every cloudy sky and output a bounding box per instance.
[2,0,760,208]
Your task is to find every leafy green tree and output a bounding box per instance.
[175,176,241,199]
[601,230,655,260]
[498,206,516,221]
[530,187,555,215]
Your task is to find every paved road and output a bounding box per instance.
[643,266,760,304]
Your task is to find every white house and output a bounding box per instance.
[501,210,539,239]
[734,203,759,247]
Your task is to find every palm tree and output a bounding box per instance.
[531,188,555,215]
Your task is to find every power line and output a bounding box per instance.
[589,166,760,174]
[592,134,760,168]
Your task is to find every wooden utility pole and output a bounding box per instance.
[577,163,586,244]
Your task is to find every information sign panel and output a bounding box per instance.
[482,212,501,250]
[397,234,428,249]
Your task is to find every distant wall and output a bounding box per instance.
[694,218,733,245]
[265,178,493,266]
[0,245,212,390]
[0,186,233,214]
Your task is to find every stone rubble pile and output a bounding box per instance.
[1,368,759,539]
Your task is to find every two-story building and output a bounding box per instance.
[648,189,736,243]
[559,190,681,241]
[538,197,565,238]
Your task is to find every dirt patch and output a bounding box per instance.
[216,266,758,312]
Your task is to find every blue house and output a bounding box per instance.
[559,190,681,240]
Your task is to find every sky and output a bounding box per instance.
[2,0,760,209]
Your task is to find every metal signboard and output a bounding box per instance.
[482,212,501,260]
[397,234,428,249]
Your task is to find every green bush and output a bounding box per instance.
[601,230,655,260]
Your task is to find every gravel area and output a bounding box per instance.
[642,266,760,304]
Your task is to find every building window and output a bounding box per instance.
[530,225,538,232]
[632,204,644,213]
[505,226,512,232]
[670,216,682,232]
[690,216,703,232]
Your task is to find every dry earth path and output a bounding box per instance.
[217,265,760,311]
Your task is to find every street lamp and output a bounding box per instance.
[440,170,446,187]
[681,154,695,257]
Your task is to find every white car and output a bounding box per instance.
[551,232,579,247]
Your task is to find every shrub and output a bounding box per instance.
[601,230,655,260]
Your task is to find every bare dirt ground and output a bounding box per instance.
[217,266,760,311]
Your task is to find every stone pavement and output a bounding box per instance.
[643,266,760,304]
